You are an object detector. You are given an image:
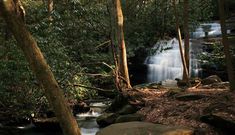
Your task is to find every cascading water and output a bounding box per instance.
[145,38,183,83]
[0,101,109,135]
[144,38,200,83]
[144,22,225,83]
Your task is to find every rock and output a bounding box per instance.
[200,114,235,134]
[175,78,188,87]
[72,101,90,115]
[202,75,222,85]
[117,104,138,115]
[115,114,143,123]
[32,117,61,131]
[96,113,119,127]
[45,110,56,118]
[96,122,194,135]
[106,94,129,112]
[176,93,208,101]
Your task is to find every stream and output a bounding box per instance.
[0,101,109,135]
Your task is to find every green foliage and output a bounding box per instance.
[199,42,226,70]
[0,39,43,119]
[0,0,217,122]
[122,0,215,62]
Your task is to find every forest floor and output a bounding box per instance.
[126,78,235,135]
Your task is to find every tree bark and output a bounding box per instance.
[0,1,81,135]
[108,1,121,91]
[218,0,235,91]
[173,0,189,82]
[114,0,132,89]
[48,0,53,21]
[183,0,190,79]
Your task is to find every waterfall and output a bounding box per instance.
[144,38,200,83]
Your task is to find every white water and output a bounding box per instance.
[145,38,185,83]
[9,102,109,135]
[144,38,200,83]
[145,22,225,83]
[77,102,109,135]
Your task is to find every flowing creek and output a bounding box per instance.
[0,101,110,135]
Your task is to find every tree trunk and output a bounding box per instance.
[115,0,132,89]
[48,0,53,21]
[13,0,25,22]
[0,1,81,135]
[183,0,190,79]
[218,0,235,91]
[173,0,189,82]
[108,1,121,91]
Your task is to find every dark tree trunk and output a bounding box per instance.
[183,0,190,79]
[218,0,235,91]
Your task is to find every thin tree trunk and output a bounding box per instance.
[48,0,53,21]
[173,0,189,82]
[183,0,190,79]
[0,1,81,135]
[114,0,132,89]
[218,0,235,91]
[107,1,121,91]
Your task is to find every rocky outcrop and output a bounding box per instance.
[97,122,194,135]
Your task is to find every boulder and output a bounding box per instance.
[200,114,235,135]
[96,113,119,127]
[117,104,138,115]
[202,75,222,85]
[96,122,194,135]
[106,94,128,112]
[115,114,143,123]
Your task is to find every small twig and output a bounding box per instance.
[73,83,116,92]
[76,73,111,77]
[102,62,114,71]
[95,40,111,49]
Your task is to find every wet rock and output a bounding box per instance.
[106,94,128,112]
[117,104,138,115]
[200,114,235,134]
[115,114,143,123]
[176,93,208,101]
[96,113,119,127]
[97,121,194,135]
[72,102,90,115]
[202,75,222,85]
[32,117,61,131]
